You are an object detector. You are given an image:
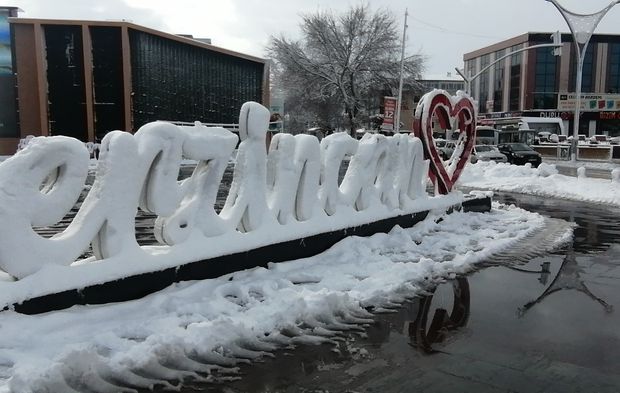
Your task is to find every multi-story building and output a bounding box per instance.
[418,72,466,96]
[388,72,465,131]
[463,32,620,137]
[0,7,269,154]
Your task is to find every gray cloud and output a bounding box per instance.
[6,0,620,75]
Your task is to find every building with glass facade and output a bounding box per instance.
[464,32,620,137]
[0,13,268,154]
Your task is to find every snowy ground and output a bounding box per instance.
[458,161,620,207]
[0,204,571,393]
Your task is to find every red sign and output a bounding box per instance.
[382,96,397,130]
[600,111,620,120]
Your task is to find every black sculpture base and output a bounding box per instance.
[7,196,491,315]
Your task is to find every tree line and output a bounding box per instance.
[267,4,425,136]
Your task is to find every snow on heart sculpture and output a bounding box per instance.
[0,92,476,307]
[413,90,477,195]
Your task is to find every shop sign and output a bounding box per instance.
[558,93,620,111]
[382,96,397,130]
[599,111,620,120]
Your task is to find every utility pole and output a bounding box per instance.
[395,9,408,134]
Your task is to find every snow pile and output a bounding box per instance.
[0,204,566,392]
[458,161,620,206]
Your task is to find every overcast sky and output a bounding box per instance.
[6,0,620,76]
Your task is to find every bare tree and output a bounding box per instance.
[268,4,424,135]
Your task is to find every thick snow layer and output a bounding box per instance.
[458,161,620,206]
[0,204,568,393]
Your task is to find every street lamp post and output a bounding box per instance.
[545,0,620,161]
[456,39,563,96]
[395,9,408,134]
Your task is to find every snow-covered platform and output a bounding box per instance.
[0,94,486,314]
[5,195,489,314]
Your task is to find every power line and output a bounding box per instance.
[408,14,504,40]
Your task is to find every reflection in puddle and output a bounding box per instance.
[408,277,470,354]
[518,246,613,316]
[194,192,620,393]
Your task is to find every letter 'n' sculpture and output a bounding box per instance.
[0,90,487,314]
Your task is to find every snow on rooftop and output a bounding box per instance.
[421,72,464,82]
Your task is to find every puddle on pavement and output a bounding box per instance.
[30,164,620,392]
[165,192,620,393]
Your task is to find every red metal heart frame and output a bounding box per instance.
[413,91,477,195]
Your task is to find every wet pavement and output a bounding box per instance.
[170,193,620,393]
[32,164,620,392]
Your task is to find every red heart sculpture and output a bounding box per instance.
[413,90,476,195]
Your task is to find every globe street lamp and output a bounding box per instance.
[545,0,620,161]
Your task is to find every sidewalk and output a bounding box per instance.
[543,158,619,180]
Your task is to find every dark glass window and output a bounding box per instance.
[509,44,522,111]
[493,49,504,112]
[608,43,620,93]
[44,25,88,140]
[129,29,264,128]
[533,47,557,109]
[569,45,595,92]
[478,54,490,113]
[0,10,18,138]
[90,26,124,139]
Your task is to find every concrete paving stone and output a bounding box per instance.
[527,361,620,392]
[433,355,549,393]
[441,341,547,373]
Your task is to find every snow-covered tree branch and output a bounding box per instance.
[268,4,425,135]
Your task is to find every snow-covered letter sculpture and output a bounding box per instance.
[0,97,478,313]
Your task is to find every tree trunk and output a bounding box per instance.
[348,110,355,138]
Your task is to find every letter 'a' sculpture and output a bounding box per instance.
[0,90,485,314]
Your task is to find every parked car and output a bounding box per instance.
[548,134,568,144]
[497,143,542,167]
[435,139,455,160]
[535,131,552,144]
[471,145,508,163]
[589,134,610,144]
[567,135,588,144]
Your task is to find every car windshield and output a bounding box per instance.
[475,145,496,152]
[510,143,532,151]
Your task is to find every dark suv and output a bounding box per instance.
[497,143,542,167]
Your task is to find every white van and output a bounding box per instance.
[478,117,566,145]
